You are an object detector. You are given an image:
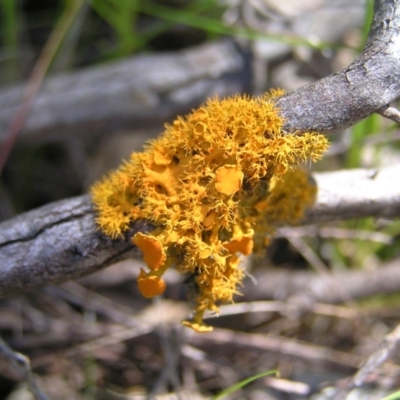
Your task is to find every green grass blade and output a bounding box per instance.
[381,390,400,400]
[89,0,140,56]
[0,0,20,80]
[0,0,18,48]
[359,0,374,50]
[213,370,278,399]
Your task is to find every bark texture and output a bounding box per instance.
[307,165,400,222]
[276,0,400,133]
[0,196,142,297]
[245,258,400,305]
[0,40,249,142]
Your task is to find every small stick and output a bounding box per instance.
[377,105,400,124]
[333,323,400,399]
[0,336,49,400]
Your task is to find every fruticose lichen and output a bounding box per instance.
[91,92,328,332]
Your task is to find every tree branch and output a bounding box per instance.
[0,40,249,143]
[245,258,400,306]
[276,0,400,133]
[0,195,141,297]
[307,165,400,222]
[0,165,399,298]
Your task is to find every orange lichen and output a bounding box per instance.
[91,92,329,332]
[215,165,244,195]
[223,227,254,256]
[132,232,166,271]
[137,269,166,298]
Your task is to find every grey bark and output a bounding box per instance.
[307,164,400,222]
[276,0,400,133]
[245,258,400,305]
[0,40,249,143]
[0,165,399,298]
[0,0,400,297]
[0,196,141,297]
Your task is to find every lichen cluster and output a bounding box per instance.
[91,92,328,332]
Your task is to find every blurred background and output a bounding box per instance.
[1,0,400,399]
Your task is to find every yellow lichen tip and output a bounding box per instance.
[182,320,213,333]
[90,91,329,332]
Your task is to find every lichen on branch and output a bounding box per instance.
[91,92,328,332]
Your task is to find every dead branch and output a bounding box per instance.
[0,195,140,297]
[244,258,400,306]
[276,226,393,245]
[276,0,400,133]
[306,165,400,222]
[333,323,400,399]
[0,336,49,400]
[188,327,362,372]
[0,165,399,298]
[0,40,248,143]
[377,105,400,124]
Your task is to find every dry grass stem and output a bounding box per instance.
[0,336,49,400]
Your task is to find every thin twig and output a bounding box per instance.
[189,328,363,371]
[204,301,357,320]
[46,282,141,326]
[287,236,357,308]
[264,377,311,396]
[154,323,183,400]
[31,300,188,368]
[277,225,393,245]
[0,336,49,400]
[31,324,153,370]
[377,105,400,124]
[0,0,85,173]
[333,323,400,400]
